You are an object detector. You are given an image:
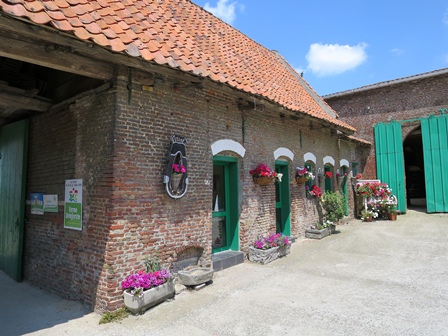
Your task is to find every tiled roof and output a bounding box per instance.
[0,0,355,132]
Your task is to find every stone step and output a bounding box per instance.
[212,250,244,272]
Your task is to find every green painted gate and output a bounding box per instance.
[421,115,448,213]
[0,119,29,281]
[374,121,406,213]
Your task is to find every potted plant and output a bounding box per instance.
[321,191,345,231]
[360,209,378,222]
[295,166,315,184]
[122,268,174,314]
[250,164,282,185]
[305,220,334,239]
[248,232,291,264]
[306,185,322,198]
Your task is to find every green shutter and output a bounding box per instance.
[421,115,448,213]
[374,121,406,213]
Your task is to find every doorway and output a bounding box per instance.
[403,127,426,208]
[212,156,239,252]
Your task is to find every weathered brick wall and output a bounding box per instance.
[325,73,448,179]
[24,85,116,309]
[99,66,361,311]
[24,65,362,313]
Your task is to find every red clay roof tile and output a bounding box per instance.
[0,0,355,132]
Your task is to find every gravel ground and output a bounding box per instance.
[2,209,448,336]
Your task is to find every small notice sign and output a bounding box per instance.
[44,194,58,213]
[64,179,83,230]
[30,193,44,215]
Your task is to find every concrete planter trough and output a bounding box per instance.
[177,267,214,286]
[123,281,175,314]
[248,245,291,264]
[305,226,331,239]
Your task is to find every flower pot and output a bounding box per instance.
[278,244,291,257]
[305,227,331,239]
[123,281,175,314]
[296,176,309,184]
[388,213,397,221]
[248,246,280,264]
[363,216,373,222]
[177,267,214,286]
[330,224,337,234]
[253,176,274,185]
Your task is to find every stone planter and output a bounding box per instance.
[305,226,331,239]
[248,246,279,264]
[330,224,337,234]
[123,281,175,314]
[178,267,214,286]
[278,244,291,257]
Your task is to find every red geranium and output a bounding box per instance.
[325,171,332,179]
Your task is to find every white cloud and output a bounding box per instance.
[204,0,243,25]
[306,43,368,76]
[391,48,404,56]
[443,8,448,26]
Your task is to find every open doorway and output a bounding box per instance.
[403,126,426,208]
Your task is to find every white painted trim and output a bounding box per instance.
[303,152,316,164]
[323,156,335,166]
[211,139,246,157]
[274,147,294,161]
[340,159,350,168]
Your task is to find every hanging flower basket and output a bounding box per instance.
[296,176,309,184]
[253,176,275,185]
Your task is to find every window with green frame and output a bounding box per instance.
[324,165,333,192]
[305,161,314,190]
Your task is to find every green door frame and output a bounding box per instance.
[275,160,291,236]
[0,119,29,281]
[212,156,239,252]
[341,166,349,215]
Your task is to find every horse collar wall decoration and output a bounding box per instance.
[163,135,188,198]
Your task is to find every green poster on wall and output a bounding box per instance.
[64,179,83,230]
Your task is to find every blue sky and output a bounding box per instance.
[190,0,448,96]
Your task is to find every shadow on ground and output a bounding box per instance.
[0,270,94,336]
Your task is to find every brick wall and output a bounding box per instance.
[325,72,448,179]
[24,84,116,309]
[24,65,363,312]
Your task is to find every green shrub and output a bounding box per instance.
[322,191,345,223]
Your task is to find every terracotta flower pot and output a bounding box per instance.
[388,213,397,221]
[363,216,373,222]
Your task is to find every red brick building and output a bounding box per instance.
[0,0,366,312]
[325,68,448,214]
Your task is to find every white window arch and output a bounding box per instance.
[211,139,246,157]
[340,159,350,168]
[274,147,294,161]
[303,152,316,164]
[323,156,335,166]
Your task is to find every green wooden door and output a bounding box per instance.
[0,119,29,281]
[421,115,448,213]
[212,156,239,252]
[374,121,406,213]
[275,161,290,236]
